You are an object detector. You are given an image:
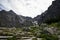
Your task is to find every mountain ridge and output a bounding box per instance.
[0,10,33,27]
[34,0,60,25]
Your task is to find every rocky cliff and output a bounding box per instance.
[0,10,33,27]
[0,10,22,27]
[34,0,60,25]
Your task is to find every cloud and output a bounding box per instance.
[0,0,54,18]
[0,0,12,11]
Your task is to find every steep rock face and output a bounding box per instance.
[44,0,60,23]
[35,0,60,25]
[0,10,22,27]
[0,10,34,27]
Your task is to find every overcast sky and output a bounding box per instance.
[0,0,54,18]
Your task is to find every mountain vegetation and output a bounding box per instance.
[0,0,60,40]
